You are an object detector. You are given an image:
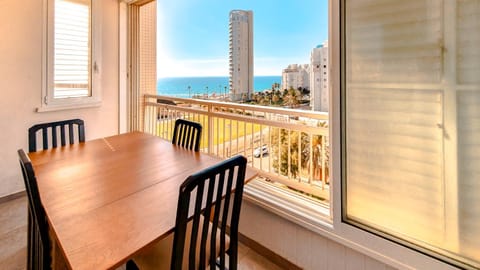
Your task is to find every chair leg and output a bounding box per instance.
[227,248,237,270]
[27,209,33,270]
[126,259,139,270]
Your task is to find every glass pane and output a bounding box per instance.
[343,0,480,268]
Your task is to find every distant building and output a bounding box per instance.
[229,10,253,101]
[281,64,310,91]
[310,41,329,112]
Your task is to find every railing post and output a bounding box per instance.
[287,129,291,180]
[208,104,214,154]
[321,135,326,189]
[309,134,313,185]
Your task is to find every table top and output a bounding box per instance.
[28,132,257,270]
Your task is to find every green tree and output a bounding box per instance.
[271,122,330,183]
[253,92,262,103]
[272,93,280,104]
[271,82,281,91]
[272,128,309,179]
[283,86,301,107]
[259,96,270,106]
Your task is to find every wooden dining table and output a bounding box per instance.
[28,131,257,270]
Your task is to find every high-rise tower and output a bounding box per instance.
[229,10,253,101]
[310,41,329,112]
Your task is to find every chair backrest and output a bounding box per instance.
[172,119,202,152]
[28,119,85,152]
[171,155,247,270]
[18,149,51,270]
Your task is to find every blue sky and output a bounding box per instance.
[157,0,328,78]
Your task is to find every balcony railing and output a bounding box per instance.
[143,94,330,201]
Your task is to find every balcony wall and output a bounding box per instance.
[240,201,396,270]
[0,0,120,198]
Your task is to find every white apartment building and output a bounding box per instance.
[281,64,310,91]
[310,41,329,112]
[229,10,253,101]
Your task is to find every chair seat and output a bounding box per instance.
[133,215,230,270]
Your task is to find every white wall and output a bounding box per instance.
[240,201,397,270]
[0,0,120,198]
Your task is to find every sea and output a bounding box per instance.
[157,76,282,97]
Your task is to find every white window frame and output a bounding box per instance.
[331,1,468,269]
[39,0,102,112]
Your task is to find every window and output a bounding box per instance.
[342,0,480,269]
[40,0,102,111]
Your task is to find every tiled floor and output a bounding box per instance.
[0,196,27,270]
[0,196,283,270]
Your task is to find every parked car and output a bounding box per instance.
[254,145,268,158]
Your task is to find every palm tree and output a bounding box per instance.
[283,86,300,107]
[260,96,269,106]
[272,94,280,104]
[253,92,261,103]
[271,82,280,91]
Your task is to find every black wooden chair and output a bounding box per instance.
[28,119,85,152]
[172,119,202,152]
[129,155,247,270]
[18,149,51,270]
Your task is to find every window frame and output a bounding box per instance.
[334,1,476,269]
[39,0,102,112]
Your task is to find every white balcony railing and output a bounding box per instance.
[143,94,330,201]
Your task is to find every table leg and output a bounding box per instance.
[49,229,69,269]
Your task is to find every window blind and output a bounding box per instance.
[457,0,480,85]
[346,0,443,84]
[53,0,91,98]
[457,90,480,261]
[457,0,480,262]
[345,0,445,242]
[346,87,444,244]
[344,0,480,267]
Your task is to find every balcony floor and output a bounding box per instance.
[0,195,283,270]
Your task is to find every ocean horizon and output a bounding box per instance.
[157,76,282,97]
